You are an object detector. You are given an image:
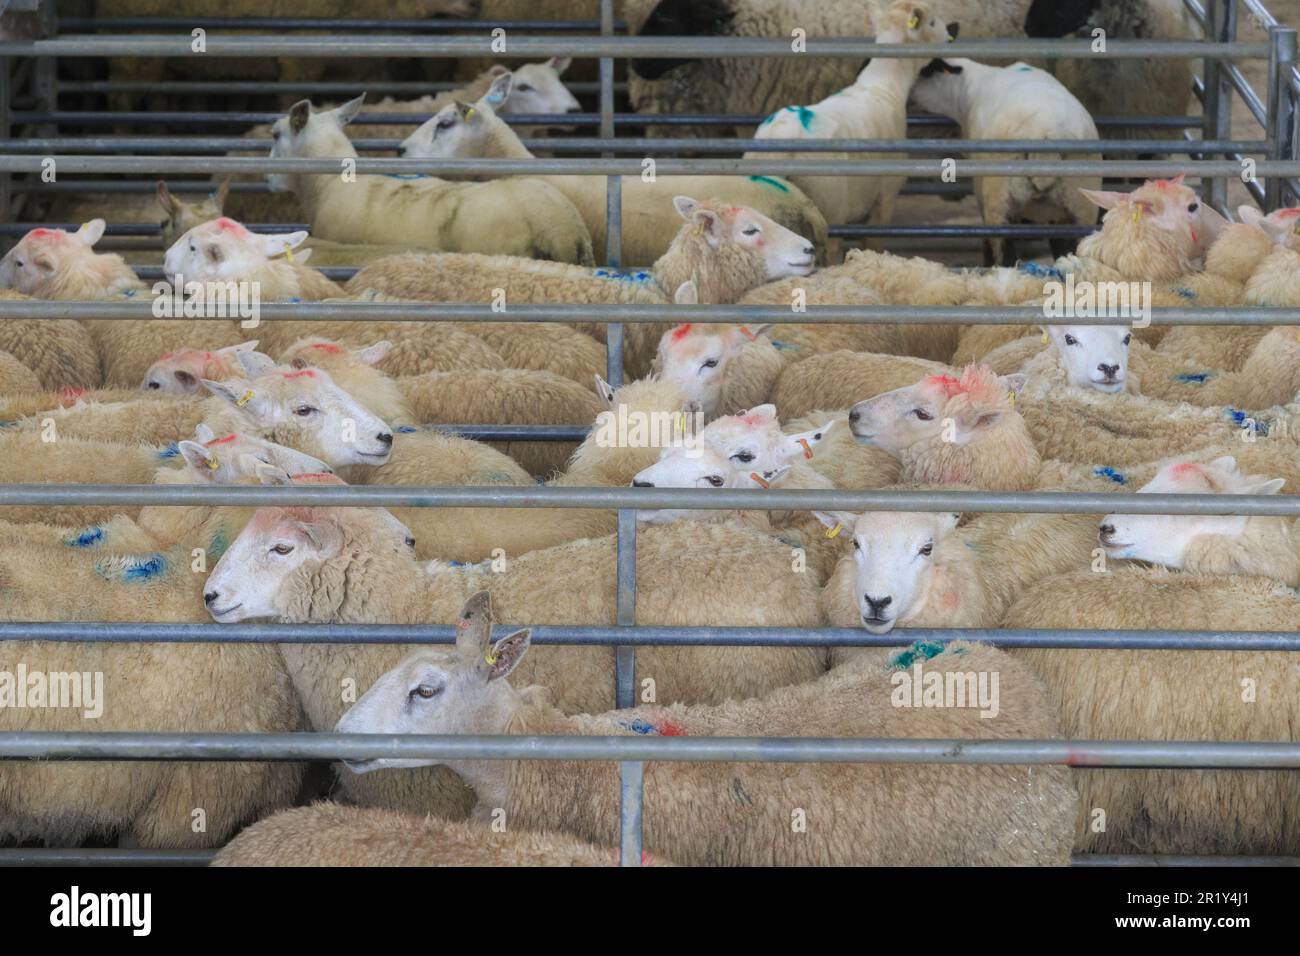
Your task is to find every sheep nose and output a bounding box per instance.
[864,594,892,613]
[396,145,406,156]
[1099,523,1115,540]
[203,590,219,606]
[848,409,860,423]
[632,479,654,488]
[377,432,393,446]
[1098,363,1119,377]
[802,244,815,256]
[146,381,161,389]
[946,22,960,39]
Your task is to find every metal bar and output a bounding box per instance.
[599,0,623,388]
[0,37,1271,59]
[58,18,616,32]
[615,509,637,708]
[4,155,1297,177]
[4,622,1298,652]
[1075,854,1300,867]
[2,136,1271,155]
[430,424,589,442]
[0,732,1296,768]
[0,56,9,229]
[1266,27,1298,208]
[0,301,1294,326]
[1,484,1297,515]
[830,224,1094,239]
[56,81,621,96]
[1202,0,1236,210]
[619,759,644,868]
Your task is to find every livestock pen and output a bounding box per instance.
[0,0,1297,868]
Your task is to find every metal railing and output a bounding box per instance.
[0,0,1297,868]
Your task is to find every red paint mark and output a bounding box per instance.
[925,373,963,397]
[291,472,341,483]
[738,413,765,426]
[670,323,694,343]
[1171,462,1202,477]
[59,386,85,405]
[309,342,343,354]
[204,433,238,447]
[657,720,688,736]
[29,228,53,238]
[214,217,249,236]
[739,325,757,341]
[160,352,175,361]
[1152,173,1185,190]
[281,369,316,379]
[1276,208,1300,219]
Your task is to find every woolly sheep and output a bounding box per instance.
[747,2,956,237]
[772,349,949,421]
[336,611,1076,866]
[1004,457,1300,854]
[142,341,262,395]
[267,96,596,264]
[211,802,659,868]
[400,71,830,265]
[908,56,1100,266]
[0,349,40,393]
[204,511,829,816]
[0,290,101,389]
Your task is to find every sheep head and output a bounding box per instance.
[1100,456,1295,583]
[173,426,332,485]
[267,94,364,191]
[1238,204,1300,254]
[142,340,261,394]
[157,178,229,249]
[1043,325,1133,392]
[0,221,131,298]
[164,217,309,288]
[1079,175,1226,277]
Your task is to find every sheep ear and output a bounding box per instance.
[813,510,857,536]
[483,72,512,107]
[1198,204,1229,247]
[546,56,572,76]
[1237,205,1265,227]
[255,461,293,486]
[937,512,961,536]
[32,252,56,273]
[746,403,777,422]
[730,323,772,348]
[673,195,701,221]
[952,407,1003,444]
[486,628,531,682]
[1207,455,1238,473]
[203,379,268,419]
[76,219,107,246]
[157,181,181,215]
[594,374,617,408]
[177,439,217,473]
[673,279,698,305]
[213,176,231,210]
[1243,476,1286,495]
[236,350,277,378]
[262,230,309,260]
[355,341,392,366]
[1079,188,1127,211]
[297,516,343,553]
[288,99,312,134]
[455,590,495,662]
[757,464,790,485]
[193,422,216,443]
[1000,372,1028,396]
[454,100,477,121]
[783,421,832,460]
[333,93,366,127]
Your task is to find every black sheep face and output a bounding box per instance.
[631,0,736,80]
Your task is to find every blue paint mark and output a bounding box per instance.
[65,526,104,548]
[1174,287,1198,300]
[122,554,167,581]
[288,297,302,303]
[620,718,658,735]
[483,471,516,484]
[1226,408,1270,436]
[1174,372,1212,384]
[156,441,181,460]
[747,175,790,193]
[770,339,801,352]
[121,288,137,298]
[534,476,548,485]
[447,560,466,568]
[1019,261,1065,282]
[593,268,653,284]
[784,105,815,132]
[1015,65,1035,72]
[95,553,168,584]
[1094,466,1128,485]
[384,173,429,180]
[760,111,778,126]
[890,640,949,669]
[396,425,418,434]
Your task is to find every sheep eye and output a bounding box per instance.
[411,684,441,700]
[852,539,860,551]
[913,408,933,420]
[742,227,760,236]
[405,536,416,549]
[920,543,933,556]
[731,450,755,463]
[270,544,294,555]
[292,406,316,417]
[1064,334,1078,346]
[1122,333,1132,345]
[436,119,454,130]
[701,358,719,369]
[14,260,22,268]
[291,358,307,369]
[705,475,724,487]
[1188,202,1199,213]
[516,84,533,92]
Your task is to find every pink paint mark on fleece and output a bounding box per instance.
[1171,462,1202,478]
[309,342,344,354]
[1276,207,1300,219]
[925,373,963,398]
[669,324,694,343]
[280,369,316,379]
[59,386,86,406]
[204,433,238,447]
[213,217,250,237]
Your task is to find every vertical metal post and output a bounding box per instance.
[599,0,624,387]
[31,0,58,141]
[1265,26,1297,210]
[0,55,10,232]
[1202,0,1236,211]
[618,758,645,867]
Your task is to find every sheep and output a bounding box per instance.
[142,341,262,395]
[0,542,304,848]
[335,605,1077,866]
[908,56,1101,266]
[772,349,949,421]
[623,0,1034,137]
[267,96,596,264]
[0,350,40,393]
[203,510,830,817]
[1003,456,1300,854]
[399,71,830,265]
[0,290,102,390]
[164,218,342,301]
[346,196,818,379]
[157,178,229,250]
[211,802,661,867]
[0,220,256,388]
[746,1,956,241]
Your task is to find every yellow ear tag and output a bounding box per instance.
[80,221,90,231]
[484,646,498,666]
[798,437,813,459]
[1040,331,1049,344]
[465,106,477,120]
[284,246,294,264]
[908,15,920,28]
[825,522,843,539]
[1132,205,1143,224]
[236,390,254,407]
[206,454,221,471]
[750,471,770,489]
[1007,391,1016,407]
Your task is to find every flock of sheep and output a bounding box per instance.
[0,0,1297,866]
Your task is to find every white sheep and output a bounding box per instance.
[334,602,1077,866]
[142,341,262,395]
[399,71,830,266]
[908,56,1100,266]
[746,1,956,238]
[267,96,595,264]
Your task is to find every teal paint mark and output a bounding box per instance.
[65,526,104,548]
[207,526,230,563]
[384,173,429,180]
[1019,261,1065,282]
[770,339,800,351]
[890,639,949,669]
[785,105,815,132]
[747,174,790,193]
[1094,466,1127,485]
[156,441,181,460]
[1174,287,1198,300]
[1174,372,1212,384]
[594,268,653,283]
[760,111,778,126]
